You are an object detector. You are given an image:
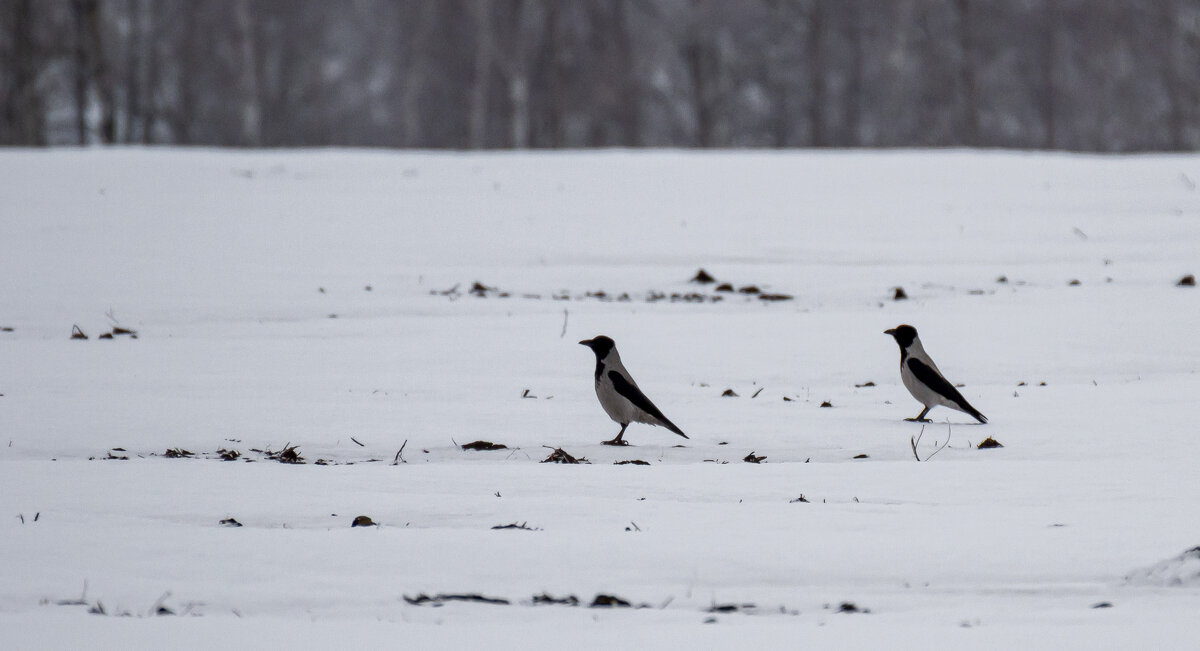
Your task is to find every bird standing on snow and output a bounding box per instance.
[884,325,987,424]
[579,336,688,445]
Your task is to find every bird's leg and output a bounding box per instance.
[602,423,630,446]
[905,406,932,423]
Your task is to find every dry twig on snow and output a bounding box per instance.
[910,422,951,462]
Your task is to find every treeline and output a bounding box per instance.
[1,0,1198,151]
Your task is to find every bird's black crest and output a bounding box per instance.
[886,324,918,348]
[580,336,616,380]
[581,335,615,358]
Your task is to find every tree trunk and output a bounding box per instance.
[6,0,44,145]
[233,0,262,147]
[610,0,640,146]
[141,0,158,144]
[807,0,826,147]
[682,0,722,149]
[504,0,532,148]
[174,2,201,145]
[397,3,435,147]
[124,0,142,143]
[956,0,979,147]
[468,0,493,149]
[684,38,714,147]
[541,2,567,147]
[1040,3,1058,149]
[73,0,90,144]
[1161,1,1187,150]
[83,0,115,143]
[844,7,865,146]
[763,0,797,148]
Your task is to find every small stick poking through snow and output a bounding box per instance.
[560,308,569,338]
[393,439,408,465]
[910,422,951,462]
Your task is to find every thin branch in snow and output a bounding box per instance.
[393,439,408,465]
[925,422,951,461]
[911,422,951,462]
[910,425,925,461]
[560,308,569,338]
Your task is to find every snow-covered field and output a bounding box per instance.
[2,148,1199,648]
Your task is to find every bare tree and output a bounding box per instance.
[2,0,45,145]
[1157,0,1196,150]
[71,0,90,144]
[955,0,979,146]
[806,0,827,147]
[70,0,115,144]
[123,0,142,143]
[395,3,437,147]
[232,0,261,146]
[1039,1,1061,149]
[140,0,158,143]
[681,0,731,147]
[4,0,1200,151]
[468,0,494,148]
[501,0,536,148]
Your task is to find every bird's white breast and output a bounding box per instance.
[595,374,637,422]
[594,352,650,424]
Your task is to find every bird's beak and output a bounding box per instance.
[883,328,896,336]
[578,339,592,347]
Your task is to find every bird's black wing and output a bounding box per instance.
[608,371,688,438]
[907,358,987,423]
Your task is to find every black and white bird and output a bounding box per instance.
[884,324,987,424]
[578,336,688,445]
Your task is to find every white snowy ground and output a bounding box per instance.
[1,148,1199,649]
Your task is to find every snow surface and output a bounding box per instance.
[2,148,1200,648]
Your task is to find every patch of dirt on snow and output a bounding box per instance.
[541,447,587,464]
[263,444,304,464]
[404,593,510,606]
[532,593,580,606]
[491,522,541,531]
[589,594,649,608]
[461,440,507,451]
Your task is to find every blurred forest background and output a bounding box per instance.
[2,0,1199,151]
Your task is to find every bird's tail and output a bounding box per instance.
[659,417,688,439]
[958,400,988,424]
